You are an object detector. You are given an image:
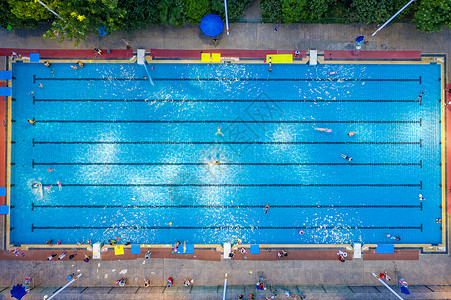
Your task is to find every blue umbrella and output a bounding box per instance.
[200,14,224,37]
[10,284,27,300]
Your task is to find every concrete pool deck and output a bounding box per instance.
[0,21,450,298]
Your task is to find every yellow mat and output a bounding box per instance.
[211,53,221,63]
[201,53,211,62]
[114,245,124,255]
[266,54,293,64]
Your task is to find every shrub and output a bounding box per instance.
[184,0,211,23]
[260,0,283,23]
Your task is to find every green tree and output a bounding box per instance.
[282,0,308,23]
[281,0,332,23]
[7,0,125,46]
[119,0,161,31]
[0,0,39,29]
[350,0,393,24]
[184,0,211,23]
[7,0,54,20]
[159,0,186,26]
[414,0,451,32]
[211,0,253,19]
[260,0,283,23]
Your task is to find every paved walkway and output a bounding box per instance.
[0,20,451,299]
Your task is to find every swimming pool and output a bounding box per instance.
[9,61,444,246]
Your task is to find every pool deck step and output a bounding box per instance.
[229,248,353,261]
[0,248,221,261]
[0,49,133,58]
[324,50,422,60]
[362,249,419,260]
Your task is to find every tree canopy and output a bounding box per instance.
[1,0,450,45]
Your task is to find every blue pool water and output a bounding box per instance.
[10,61,443,245]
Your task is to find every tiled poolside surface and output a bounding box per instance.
[0,21,450,298]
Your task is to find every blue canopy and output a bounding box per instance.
[200,14,224,37]
[10,284,27,300]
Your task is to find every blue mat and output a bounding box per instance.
[131,245,140,254]
[250,244,260,254]
[0,205,9,215]
[0,187,5,196]
[30,53,39,63]
[0,87,11,96]
[376,244,394,254]
[177,244,194,254]
[0,71,11,80]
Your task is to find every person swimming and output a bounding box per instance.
[341,154,352,161]
[315,128,332,133]
[215,126,224,136]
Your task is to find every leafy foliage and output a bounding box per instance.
[260,0,283,23]
[118,0,161,31]
[184,0,211,24]
[2,0,451,43]
[414,0,451,32]
[349,0,393,24]
[159,0,186,26]
[282,0,332,23]
[211,0,253,19]
[0,0,39,29]
[7,0,54,20]
[40,0,126,46]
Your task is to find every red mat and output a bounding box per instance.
[149,49,306,59]
[324,50,421,60]
[0,48,133,58]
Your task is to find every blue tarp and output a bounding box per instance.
[0,205,9,215]
[131,245,140,254]
[400,286,410,294]
[0,87,11,96]
[250,244,260,254]
[176,244,194,254]
[10,284,27,300]
[0,71,12,80]
[98,26,108,36]
[30,53,39,63]
[376,244,394,254]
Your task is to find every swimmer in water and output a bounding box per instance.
[39,83,43,88]
[417,90,424,101]
[329,71,339,75]
[264,204,270,214]
[28,119,36,125]
[44,185,52,191]
[57,181,62,191]
[47,168,55,172]
[341,154,352,162]
[347,131,357,137]
[70,65,78,70]
[215,160,220,165]
[315,128,332,133]
[39,183,43,198]
[215,126,224,136]
[77,61,84,67]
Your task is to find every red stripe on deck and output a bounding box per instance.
[324,50,421,60]
[0,48,133,58]
[447,84,451,214]
[0,91,5,206]
[149,49,306,59]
